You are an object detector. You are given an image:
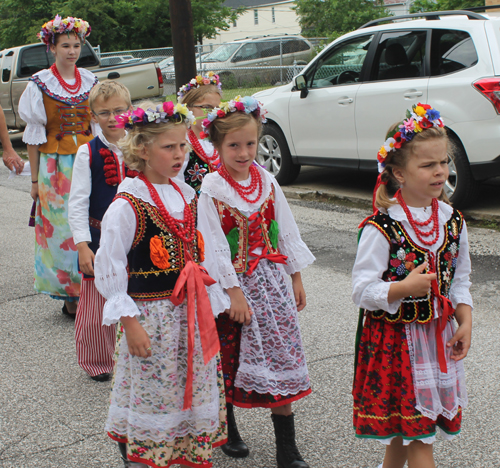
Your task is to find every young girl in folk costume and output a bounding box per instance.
[19,15,97,317]
[352,104,472,468]
[94,101,228,468]
[177,72,222,195]
[198,96,315,468]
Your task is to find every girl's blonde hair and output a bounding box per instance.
[118,101,188,171]
[375,125,450,209]
[208,111,262,149]
[179,84,222,107]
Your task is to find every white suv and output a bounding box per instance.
[254,10,500,207]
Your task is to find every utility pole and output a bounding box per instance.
[169,0,197,94]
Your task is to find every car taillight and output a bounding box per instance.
[473,77,500,114]
[155,64,164,89]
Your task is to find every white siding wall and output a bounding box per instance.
[206,1,300,45]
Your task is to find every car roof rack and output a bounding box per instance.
[358,9,489,29]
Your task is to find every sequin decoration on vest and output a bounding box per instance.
[213,187,288,275]
[115,192,202,301]
[365,209,463,323]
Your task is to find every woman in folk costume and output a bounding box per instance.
[19,15,97,317]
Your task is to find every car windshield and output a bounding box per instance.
[203,43,240,62]
[159,57,174,68]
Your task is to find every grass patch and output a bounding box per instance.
[162,85,274,103]
[465,217,500,232]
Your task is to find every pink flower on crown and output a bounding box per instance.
[163,101,174,115]
[401,117,415,132]
[234,102,245,112]
[203,78,210,85]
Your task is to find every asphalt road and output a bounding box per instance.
[1,161,500,468]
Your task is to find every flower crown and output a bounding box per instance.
[200,95,267,139]
[115,101,196,130]
[177,72,222,100]
[377,103,444,172]
[38,15,91,46]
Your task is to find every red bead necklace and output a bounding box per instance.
[138,172,195,243]
[396,189,440,246]
[218,163,263,204]
[50,64,82,94]
[188,129,219,169]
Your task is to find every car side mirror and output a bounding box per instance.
[295,75,308,99]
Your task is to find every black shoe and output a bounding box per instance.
[220,403,249,458]
[271,413,309,468]
[91,373,111,382]
[118,442,128,467]
[62,304,76,319]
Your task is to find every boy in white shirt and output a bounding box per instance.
[68,81,133,381]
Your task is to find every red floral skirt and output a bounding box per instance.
[217,313,311,408]
[353,314,462,442]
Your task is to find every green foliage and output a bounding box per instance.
[0,0,242,51]
[294,0,392,41]
[410,0,484,13]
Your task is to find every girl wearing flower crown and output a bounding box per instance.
[352,104,472,468]
[94,101,228,468]
[19,15,97,317]
[197,96,315,468]
[177,72,222,195]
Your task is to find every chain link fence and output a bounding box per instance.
[95,37,329,98]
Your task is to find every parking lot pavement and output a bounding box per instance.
[2,155,500,467]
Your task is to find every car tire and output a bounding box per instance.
[258,124,301,185]
[446,132,478,208]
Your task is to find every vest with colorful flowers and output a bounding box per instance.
[213,187,287,275]
[365,209,463,324]
[184,151,216,196]
[116,192,203,301]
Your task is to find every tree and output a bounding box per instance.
[410,0,484,13]
[294,0,392,40]
[191,0,244,45]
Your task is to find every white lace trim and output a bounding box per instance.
[106,300,220,442]
[33,68,97,97]
[101,291,140,326]
[206,283,231,316]
[373,428,459,446]
[234,261,310,396]
[363,282,400,315]
[117,177,195,212]
[200,165,273,211]
[406,321,468,422]
[278,232,316,275]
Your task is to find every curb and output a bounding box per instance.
[281,187,500,225]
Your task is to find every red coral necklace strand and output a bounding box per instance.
[396,189,440,246]
[218,163,263,204]
[50,64,82,94]
[188,129,219,168]
[138,172,195,243]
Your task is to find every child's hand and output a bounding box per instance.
[447,304,472,361]
[388,262,437,303]
[77,242,95,276]
[121,316,152,358]
[225,287,253,325]
[291,272,306,312]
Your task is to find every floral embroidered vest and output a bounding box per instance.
[214,187,287,274]
[116,192,202,301]
[366,209,463,324]
[184,150,216,196]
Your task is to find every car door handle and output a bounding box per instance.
[338,97,353,105]
[108,72,120,79]
[403,90,423,99]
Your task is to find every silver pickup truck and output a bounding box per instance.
[0,40,164,129]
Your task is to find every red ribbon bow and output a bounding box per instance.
[170,260,220,410]
[428,254,454,374]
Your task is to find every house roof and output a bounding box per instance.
[224,0,292,8]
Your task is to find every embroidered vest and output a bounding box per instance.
[184,150,216,196]
[365,210,463,324]
[34,77,95,154]
[214,187,286,274]
[117,192,201,301]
